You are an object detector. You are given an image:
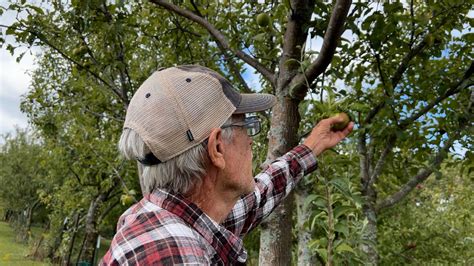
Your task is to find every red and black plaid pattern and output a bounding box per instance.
[101,144,317,265]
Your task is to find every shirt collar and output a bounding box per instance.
[146,189,248,264]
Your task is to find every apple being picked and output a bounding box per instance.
[331,112,351,131]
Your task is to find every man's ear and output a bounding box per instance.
[207,128,226,170]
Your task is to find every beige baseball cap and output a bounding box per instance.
[124,65,277,164]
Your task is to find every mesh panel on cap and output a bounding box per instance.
[124,71,189,161]
[170,70,236,148]
[124,67,236,162]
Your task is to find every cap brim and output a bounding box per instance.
[234,93,277,114]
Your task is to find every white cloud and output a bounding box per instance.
[0,47,34,135]
[0,5,38,135]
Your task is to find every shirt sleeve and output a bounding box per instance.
[221,144,317,237]
[100,236,211,265]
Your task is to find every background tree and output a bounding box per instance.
[2,0,227,263]
[0,128,45,243]
[378,155,474,264]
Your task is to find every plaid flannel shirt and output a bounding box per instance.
[101,144,317,265]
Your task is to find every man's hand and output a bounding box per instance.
[303,116,354,157]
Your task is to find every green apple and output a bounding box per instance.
[331,112,350,131]
[256,13,270,27]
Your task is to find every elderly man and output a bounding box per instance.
[101,65,353,265]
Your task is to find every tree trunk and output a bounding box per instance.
[48,217,68,263]
[63,213,81,266]
[79,193,106,263]
[25,200,40,237]
[259,95,302,265]
[259,193,294,265]
[3,209,13,221]
[361,186,378,265]
[296,185,319,266]
[17,200,40,243]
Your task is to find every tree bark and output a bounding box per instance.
[26,200,40,234]
[361,186,378,265]
[259,192,295,265]
[361,207,378,265]
[79,193,107,263]
[259,95,302,265]
[296,185,319,266]
[63,212,81,266]
[17,200,40,243]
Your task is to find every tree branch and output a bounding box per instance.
[361,23,452,125]
[409,0,415,47]
[390,36,428,89]
[368,135,396,187]
[87,145,132,194]
[358,131,370,188]
[187,3,251,93]
[375,126,464,212]
[364,101,385,125]
[217,43,253,93]
[99,2,133,106]
[289,0,352,100]
[98,198,120,224]
[83,108,124,123]
[374,52,400,124]
[366,62,473,189]
[15,24,125,102]
[149,0,276,86]
[67,165,97,187]
[375,85,473,212]
[399,61,474,130]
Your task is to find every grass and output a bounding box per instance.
[0,221,50,266]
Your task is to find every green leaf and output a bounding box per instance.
[26,4,45,15]
[329,178,349,194]
[302,194,318,211]
[253,33,266,42]
[314,198,327,208]
[6,26,16,36]
[335,243,354,253]
[462,33,474,43]
[335,222,349,237]
[6,44,15,55]
[316,248,328,262]
[333,205,352,218]
[15,52,25,63]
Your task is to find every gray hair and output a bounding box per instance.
[119,116,234,195]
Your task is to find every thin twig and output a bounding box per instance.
[149,0,276,86]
